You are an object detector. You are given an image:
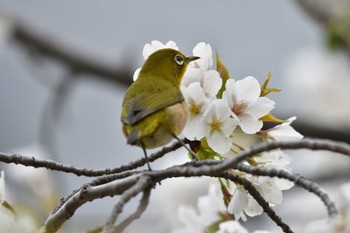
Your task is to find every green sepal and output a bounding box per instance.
[192,138,221,160]
[87,226,103,233]
[1,201,16,216]
[216,51,230,98]
[207,220,221,233]
[246,157,258,167]
[260,72,281,97]
[218,178,231,208]
[259,113,286,123]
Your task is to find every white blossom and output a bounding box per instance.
[182,68,222,98]
[133,40,179,81]
[190,42,213,71]
[172,183,226,233]
[142,40,178,59]
[198,183,226,224]
[227,186,248,218]
[172,205,205,233]
[202,99,238,154]
[133,68,141,81]
[267,117,303,141]
[182,42,222,98]
[215,221,249,233]
[223,77,275,134]
[226,151,294,220]
[181,83,209,140]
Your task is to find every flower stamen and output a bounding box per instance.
[189,102,200,116]
[210,118,223,131]
[232,100,247,116]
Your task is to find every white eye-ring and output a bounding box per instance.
[174,54,184,66]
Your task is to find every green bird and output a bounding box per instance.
[121,48,199,169]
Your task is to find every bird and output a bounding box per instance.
[121,48,200,169]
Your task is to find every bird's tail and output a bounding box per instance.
[127,130,139,145]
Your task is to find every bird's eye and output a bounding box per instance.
[174,54,184,66]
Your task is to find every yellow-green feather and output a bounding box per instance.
[121,48,190,149]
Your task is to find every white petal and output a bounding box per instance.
[197,186,222,225]
[244,195,263,216]
[214,99,232,120]
[202,70,222,98]
[216,221,249,233]
[228,188,248,214]
[274,177,294,190]
[142,40,164,59]
[221,118,238,137]
[268,117,303,141]
[165,41,179,50]
[183,115,206,140]
[246,97,275,119]
[182,68,202,87]
[133,68,141,81]
[192,42,213,70]
[259,177,283,204]
[222,79,237,109]
[207,131,232,154]
[239,114,263,134]
[177,205,203,232]
[233,76,260,104]
[182,82,207,106]
[193,42,212,58]
[203,100,217,123]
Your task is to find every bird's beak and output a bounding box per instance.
[185,56,200,63]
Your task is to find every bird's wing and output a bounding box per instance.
[121,85,183,126]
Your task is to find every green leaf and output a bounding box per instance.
[260,72,281,97]
[216,51,230,98]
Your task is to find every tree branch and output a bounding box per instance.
[0,140,183,177]
[236,164,338,217]
[11,138,350,232]
[39,175,143,233]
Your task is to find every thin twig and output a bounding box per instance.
[112,187,152,233]
[0,140,183,177]
[236,163,338,217]
[209,138,350,175]
[102,176,151,233]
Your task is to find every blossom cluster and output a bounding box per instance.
[134,41,303,232]
[172,183,271,233]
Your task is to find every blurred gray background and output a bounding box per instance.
[0,1,349,232]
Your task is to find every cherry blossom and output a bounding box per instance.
[202,99,238,154]
[223,77,275,134]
